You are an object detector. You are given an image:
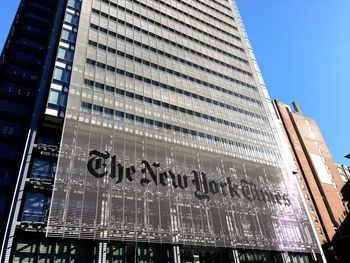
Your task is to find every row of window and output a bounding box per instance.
[20,24,48,40]
[46,1,81,112]
[80,101,279,160]
[163,0,235,30]
[91,5,244,61]
[85,59,266,121]
[18,0,80,227]
[27,1,55,15]
[0,120,24,137]
[86,32,257,102]
[13,238,92,261]
[103,0,237,39]
[11,50,42,67]
[194,0,232,13]
[239,251,312,263]
[0,99,31,117]
[0,142,19,161]
[3,64,38,82]
[14,36,45,53]
[86,39,255,99]
[88,27,252,82]
[83,78,272,140]
[99,0,240,52]
[0,81,34,98]
[24,11,50,28]
[89,18,248,76]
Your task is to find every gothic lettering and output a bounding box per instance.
[241,179,254,201]
[87,150,110,178]
[226,177,240,198]
[192,170,210,201]
[283,194,291,206]
[209,180,219,195]
[87,150,293,206]
[274,193,283,205]
[219,182,228,196]
[160,171,170,186]
[140,160,160,186]
[110,156,123,183]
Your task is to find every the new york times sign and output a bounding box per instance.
[88,150,291,206]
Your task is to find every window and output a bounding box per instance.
[57,47,74,61]
[64,13,79,25]
[48,90,59,105]
[0,168,12,186]
[61,29,76,42]
[0,143,19,161]
[48,90,67,107]
[22,192,49,222]
[31,158,55,179]
[53,67,70,83]
[0,99,28,115]
[67,0,81,9]
[0,124,14,136]
[0,81,32,98]
[0,194,7,215]
[92,105,103,114]
[310,153,333,185]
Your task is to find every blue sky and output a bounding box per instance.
[237,0,350,165]
[1,1,349,164]
[0,1,19,48]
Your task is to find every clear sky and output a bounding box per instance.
[1,1,349,164]
[236,0,350,165]
[0,1,19,49]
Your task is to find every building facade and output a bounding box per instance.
[273,101,350,262]
[336,164,350,184]
[0,0,67,251]
[1,0,322,262]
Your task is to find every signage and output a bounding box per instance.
[47,126,318,252]
[88,150,291,205]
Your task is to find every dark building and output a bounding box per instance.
[0,0,67,248]
[1,1,323,262]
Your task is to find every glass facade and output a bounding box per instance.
[0,0,327,262]
[44,0,320,258]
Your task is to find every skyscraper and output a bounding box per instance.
[0,0,67,255]
[1,0,323,262]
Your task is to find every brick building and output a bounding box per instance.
[273,100,350,262]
